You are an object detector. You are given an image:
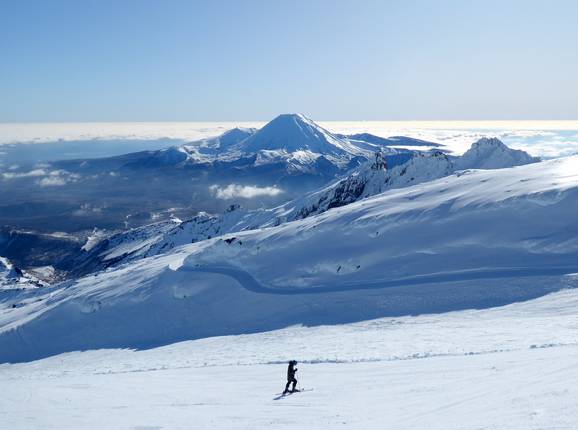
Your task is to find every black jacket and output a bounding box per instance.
[287,363,297,380]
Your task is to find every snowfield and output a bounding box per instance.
[1,155,578,362]
[2,288,578,429]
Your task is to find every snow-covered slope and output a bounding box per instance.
[209,126,257,150]
[3,287,578,429]
[240,114,362,157]
[68,207,252,275]
[72,137,537,273]
[278,149,454,220]
[0,257,44,290]
[271,137,538,221]
[181,127,257,159]
[132,114,416,170]
[1,155,577,362]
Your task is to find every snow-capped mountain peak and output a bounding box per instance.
[240,113,358,156]
[471,136,507,149]
[215,127,256,149]
[457,137,538,170]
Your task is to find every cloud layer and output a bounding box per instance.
[1,122,577,159]
[1,168,80,186]
[209,184,283,200]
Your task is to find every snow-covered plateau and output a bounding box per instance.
[1,116,578,429]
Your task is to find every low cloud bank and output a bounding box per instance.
[209,184,283,200]
[1,168,80,186]
[2,169,47,179]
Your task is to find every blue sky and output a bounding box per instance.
[1,0,578,122]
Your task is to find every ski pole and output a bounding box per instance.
[298,367,302,391]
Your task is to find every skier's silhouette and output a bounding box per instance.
[283,360,298,394]
[283,360,297,394]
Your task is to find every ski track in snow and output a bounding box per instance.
[3,288,578,429]
[183,264,578,295]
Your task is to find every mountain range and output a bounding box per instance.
[1,151,576,362]
[0,114,434,269]
[66,135,537,276]
[5,113,572,364]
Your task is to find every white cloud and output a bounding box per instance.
[2,169,47,179]
[35,169,81,187]
[209,184,283,200]
[0,122,264,145]
[73,203,103,216]
[38,176,68,186]
[497,130,557,139]
[1,122,578,160]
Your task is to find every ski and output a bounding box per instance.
[273,388,313,400]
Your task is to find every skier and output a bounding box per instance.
[283,360,298,394]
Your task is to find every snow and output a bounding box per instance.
[2,288,578,429]
[2,120,578,428]
[2,155,578,363]
[280,137,538,222]
[187,127,257,156]
[214,127,257,150]
[181,115,386,168]
[81,228,109,252]
[456,137,539,169]
[240,114,362,157]
[74,137,538,272]
[0,257,43,291]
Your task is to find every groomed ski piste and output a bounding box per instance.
[2,153,578,429]
[2,289,578,429]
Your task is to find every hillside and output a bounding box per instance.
[0,257,44,291]
[3,287,578,429]
[1,154,576,362]
[71,137,538,273]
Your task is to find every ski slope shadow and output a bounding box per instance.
[1,264,577,364]
[180,264,578,295]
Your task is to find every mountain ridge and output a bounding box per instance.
[1,154,576,362]
[66,137,539,276]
